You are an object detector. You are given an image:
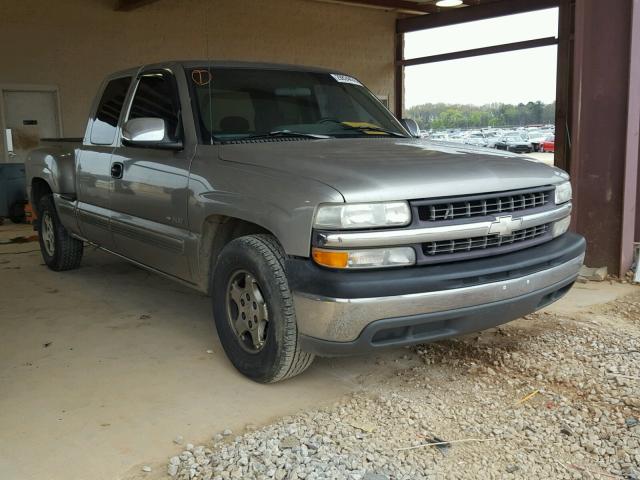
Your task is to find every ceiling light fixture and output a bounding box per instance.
[435,0,463,7]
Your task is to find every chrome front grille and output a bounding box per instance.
[423,224,550,257]
[416,187,553,222]
[314,186,567,266]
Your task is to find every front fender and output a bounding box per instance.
[189,156,344,258]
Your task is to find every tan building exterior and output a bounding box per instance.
[0,0,396,155]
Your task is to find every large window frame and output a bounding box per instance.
[394,0,571,171]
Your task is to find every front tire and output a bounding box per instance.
[37,195,83,271]
[212,234,314,383]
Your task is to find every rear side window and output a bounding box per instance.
[91,77,132,145]
[128,73,182,142]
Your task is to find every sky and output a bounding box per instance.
[404,8,559,108]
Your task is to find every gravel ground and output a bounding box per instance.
[165,289,639,480]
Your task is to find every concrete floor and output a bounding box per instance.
[0,222,636,480]
[525,151,555,165]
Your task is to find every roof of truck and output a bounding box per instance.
[110,60,344,78]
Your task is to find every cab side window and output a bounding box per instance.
[128,73,182,142]
[91,77,132,145]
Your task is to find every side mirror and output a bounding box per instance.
[122,117,183,150]
[400,118,420,138]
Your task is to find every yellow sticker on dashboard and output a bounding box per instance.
[341,121,386,134]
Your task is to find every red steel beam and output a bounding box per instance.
[552,0,573,173]
[394,31,404,117]
[569,0,633,273]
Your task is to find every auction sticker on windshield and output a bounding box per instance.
[331,74,362,86]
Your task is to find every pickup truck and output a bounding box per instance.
[26,61,585,383]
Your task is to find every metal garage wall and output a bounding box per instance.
[0,0,396,154]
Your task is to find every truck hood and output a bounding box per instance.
[219,138,569,203]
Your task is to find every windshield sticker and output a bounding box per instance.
[331,74,362,86]
[192,69,212,86]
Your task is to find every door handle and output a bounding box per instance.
[110,162,123,179]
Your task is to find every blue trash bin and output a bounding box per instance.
[0,163,27,223]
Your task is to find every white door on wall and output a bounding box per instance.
[2,89,61,163]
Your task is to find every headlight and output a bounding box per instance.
[312,247,416,269]
[555,181,572,204]
[314,202,411,230]
[552,216,571,237]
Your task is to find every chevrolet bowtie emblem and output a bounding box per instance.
[489,215,523,236]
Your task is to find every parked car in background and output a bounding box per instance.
[464,131,488,147]
[484,131,501,148]
[429,132,449,141]
[527,130,548,152]
[494,133,533,153]
[540,135,555,153]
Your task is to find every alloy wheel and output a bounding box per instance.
[42,211,55,256]
[226,270,269,353]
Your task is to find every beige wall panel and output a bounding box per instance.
[0,0,395,154]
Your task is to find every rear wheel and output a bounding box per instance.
[37,195,83,271]
[212,234,314,383]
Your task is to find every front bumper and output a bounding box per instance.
[508,145,533,153]
[287,233,586,356]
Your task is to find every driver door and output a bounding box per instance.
[109,70,194,280]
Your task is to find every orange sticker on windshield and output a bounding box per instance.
[192,69,212,86]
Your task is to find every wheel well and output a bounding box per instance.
[198,215,272,293]
[31,178,52,214]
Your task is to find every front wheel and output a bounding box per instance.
[37,195,83,271]
[211,234,314,383]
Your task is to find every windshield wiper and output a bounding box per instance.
[243,131,332,140]
[321,120,407,138]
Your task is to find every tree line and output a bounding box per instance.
[405,101,556,130]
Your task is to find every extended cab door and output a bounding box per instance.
[76,75,133,250]
[109,69,194,280]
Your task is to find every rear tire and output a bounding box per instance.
[212,234,314,383]
[37,195,83,271]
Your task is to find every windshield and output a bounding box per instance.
[188,67,406,143]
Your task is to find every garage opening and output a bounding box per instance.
[401,7,559,165]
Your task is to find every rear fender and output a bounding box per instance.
[25,145,77,200]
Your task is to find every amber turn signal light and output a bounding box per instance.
[312,248,349,269]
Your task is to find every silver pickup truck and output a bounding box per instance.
[25,61,585,383]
